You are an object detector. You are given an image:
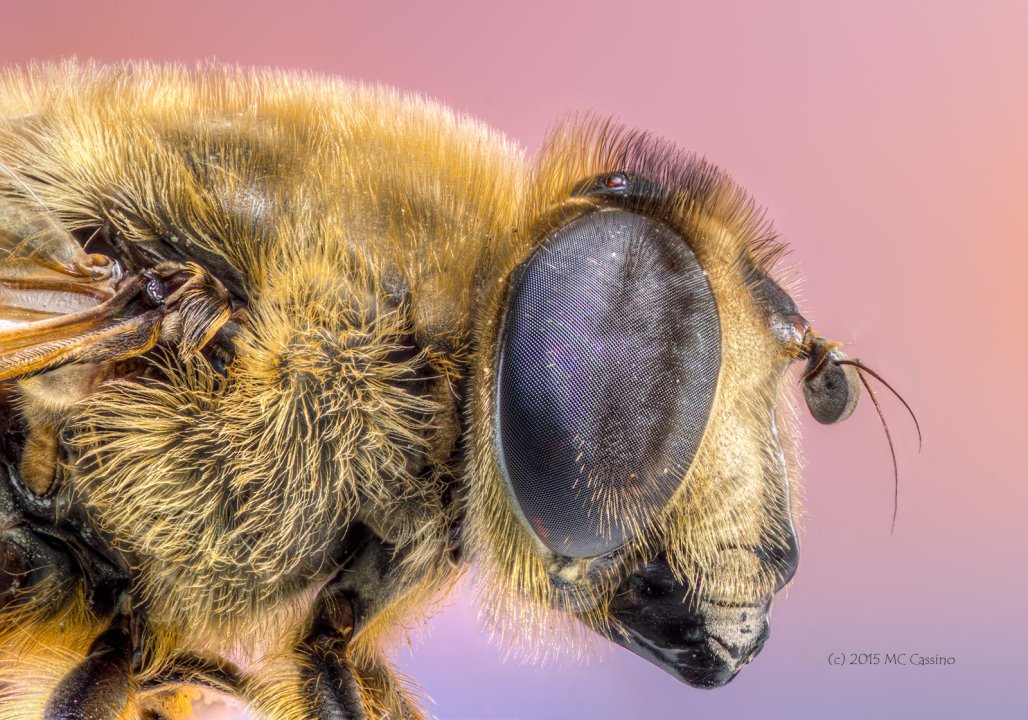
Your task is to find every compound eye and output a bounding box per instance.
[495,209,721,558]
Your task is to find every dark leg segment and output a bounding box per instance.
[297,528,416,719]
[299,596,367,720]
[43,603,134,720]
[323,528,409,632]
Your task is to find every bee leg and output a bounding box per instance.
[325,528,410,632]
[299,593,367,720]
[352,652,426,720]
[140,653,241,695]
[297,530,414,719]
[43,596,135,720]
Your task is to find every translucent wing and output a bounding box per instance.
[0,196,229,382]
[0,195,121,326]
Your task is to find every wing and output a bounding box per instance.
[0,194,231,381]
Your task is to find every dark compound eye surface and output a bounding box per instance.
[495,209,721,558]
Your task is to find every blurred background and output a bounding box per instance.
[1,1,1024,718]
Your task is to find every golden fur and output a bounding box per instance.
[0,62,805,718]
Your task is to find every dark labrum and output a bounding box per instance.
[496,209,720,557]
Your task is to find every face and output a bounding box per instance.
[466,127,871,688]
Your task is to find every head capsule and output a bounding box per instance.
[468,141,803,690]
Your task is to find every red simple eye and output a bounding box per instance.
[605,173,629,188]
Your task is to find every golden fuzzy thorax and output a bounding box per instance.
[0,63,806,719]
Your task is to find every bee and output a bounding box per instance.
[0,61,891,719]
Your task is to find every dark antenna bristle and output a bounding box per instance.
[835,359,922,451]
[852,370,899,534]
[834,357,920,534]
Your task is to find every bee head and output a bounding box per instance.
[466,121,806,687]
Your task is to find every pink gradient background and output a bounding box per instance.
[1,1,1024,718]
